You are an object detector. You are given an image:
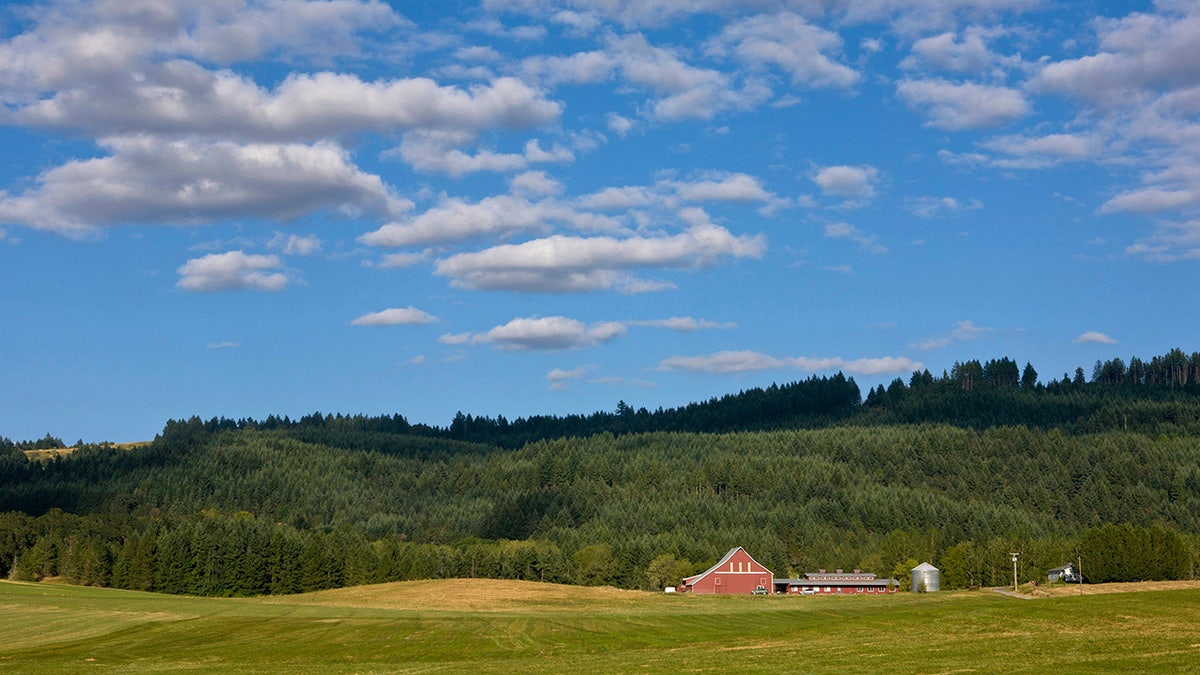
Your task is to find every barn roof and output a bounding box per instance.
[682,547,772,585]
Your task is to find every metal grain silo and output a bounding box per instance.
[911,562,940,592]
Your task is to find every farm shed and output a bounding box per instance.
[774,570,898,595]
[679,547,772,594]
[1048,563,1081,583]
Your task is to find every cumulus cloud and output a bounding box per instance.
[911,320,999,350]
[1074,331,1118,345]
[657,350,922,375]
[391,133,574,177]
[1033,8,1200,105]
[351,307,438,326]
[1101,187,1200,215]
[824,222,887,253]
[511,170,565,197]
[905,196,983,218]
[574,185,657,211]
[0,2,569,237]
[493,0,1035,34]
[627,317,736,331]
[270,233,323,256]
[573,172,777,213]
[0,138,403,235]
[0,0,403,100]
[434,221,766,293]
[11,66,562,143]
[360,195,618,248]
[707,12,860,89]
[607,113,635,136]
[812,165,879,200]
[980,133,1102,169]
[176,251,288,292]
[896,79,1028,130]
[1124,219,1200,261]
[522,33,761,122]
[900,27,1011,74]
[547,366,589,390]
[668,172,775,203]
[466,316,626,350]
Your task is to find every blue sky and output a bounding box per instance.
[2,0,1198,443]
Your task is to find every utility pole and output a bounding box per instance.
[1010,552,1020,592]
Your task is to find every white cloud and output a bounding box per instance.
[206,341,241,349]
[493,0,1036,34]
[390,133,574,178]
[0,0,403,100]
[374,252,428,268]
[360,196,618,248]
[905,196,983,218]
[574,185,656,211]
[469,316,627,351]
[657,350,922,375]
[1101,188,1200,215]
[607,113,635,136]
[901,28,1007,74]
[176,251,288,292]
[1074,331,1118,345]
[1124,219,1200,261]
[980,133,1102,169]
[434,221,765,293]
[393,132,529,177]
[669,172,775,203]
[824,222,887,254]
[522,33,760,122]
[0,138,403,235]
[812,165,879,200]
[1033,8,1200,106]
[911,320,998,350]
[547,366,589,390]
[896,78,1028,130]
[270,233,323,256]
[628,317,736,331]
[707,12,860,89]
[510,170,564,197]
[10,63,563,143]
[351,307,438,326]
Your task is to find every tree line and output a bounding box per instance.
[4,423,1200,593]
[5,347,1200,595]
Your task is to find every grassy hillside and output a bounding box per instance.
[2,579,1200,673]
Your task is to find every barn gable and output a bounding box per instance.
[680,547,772,594]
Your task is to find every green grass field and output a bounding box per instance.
[2,579,1199,673]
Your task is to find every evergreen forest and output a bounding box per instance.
[3,349,1200,595]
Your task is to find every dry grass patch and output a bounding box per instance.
[263,578,663,613]
[1034,580,1200,598]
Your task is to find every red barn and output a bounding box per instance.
[679,547,772,594]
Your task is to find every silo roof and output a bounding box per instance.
[911,562,939,572]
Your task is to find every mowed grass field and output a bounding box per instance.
[2,579,1200,673]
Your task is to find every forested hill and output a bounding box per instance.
[2,347,1200,597]
[115,348,1200,452]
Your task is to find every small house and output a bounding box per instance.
[1048,563,1081,583]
